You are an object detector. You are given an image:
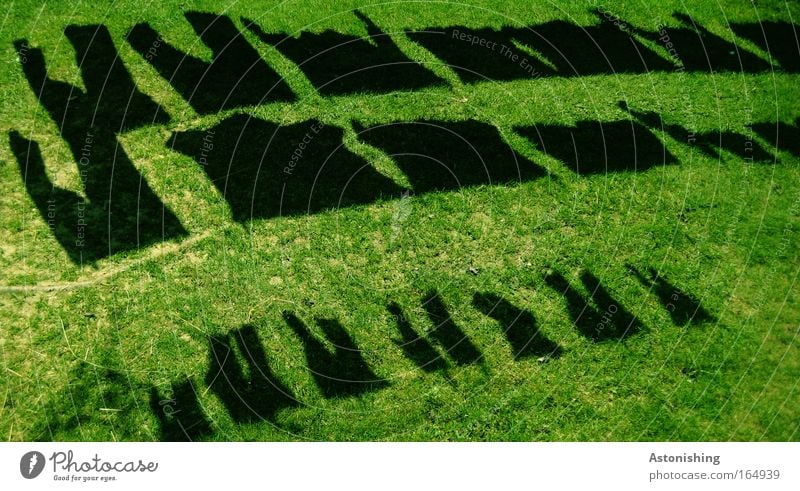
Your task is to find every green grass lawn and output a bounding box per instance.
[1,0,798,441]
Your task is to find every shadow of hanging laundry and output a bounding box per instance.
[9,131,185,264]
[205,324,298,423]
[283,312,388,398]
[544,270,642,342]
[516,119,676,174]
[472,292,562,360]
[730,21,800,72]
[16,25,169,132]
[628,265,715,326]
[245,10,445,95]
[406,10,676,83]
[128,12,295,113]
[632,13,772,73]
[13,27,185,264]
[622,102,775,163]
[34,363,146,441]
[406,25,555,83]
[387,302,449,372]
[169,115,405,222]
[752,119,800,157]
[421,290,483,365]
[355,119,545,193]
[150,378,213,441]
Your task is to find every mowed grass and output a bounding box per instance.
[0,0,799,441]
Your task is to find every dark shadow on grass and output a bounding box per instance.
[169,115,405,222]
[421,291,483,365]
[632,13,771,73]
[406,26,555,83]
[472,292,562,360]
[245,10,445,95]
[16,25,168,132]
[150,378,213,441]
[406,11,674,83]
[283,312,388,398]
[622,102,775,163]
[543,271,603,340]
[730,21,800,72]
[12,28,186,263]
[34,363,144,441]
[581,271,643,339]
[628,265,715,326]
[205,324,298,423]
[8,129,185,264]
[354,120,545,193]
[688,130,774,162]
[544,270,641,342]
[127,12,294,113]
[752,119,800,157]
[387,302,448,372]
[513,10,678,76]
[516,120,676,174]
[409,11,776,83]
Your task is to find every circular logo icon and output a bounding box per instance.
[20,451,45,479]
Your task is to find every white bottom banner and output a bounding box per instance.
[1,442,797,490]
